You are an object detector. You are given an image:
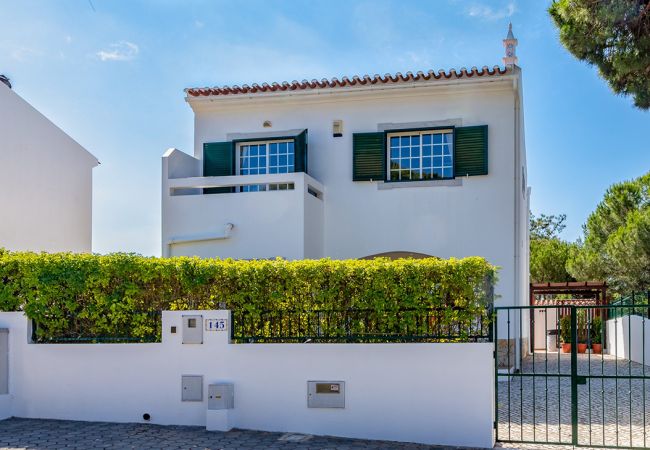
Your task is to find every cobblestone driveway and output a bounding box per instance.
[0,418,486,450]
[497,352,650,449]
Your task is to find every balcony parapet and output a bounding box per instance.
[161,148,325,259]
[165,172,323,199]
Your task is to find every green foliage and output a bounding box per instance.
[591,316,603,344]
[560,314,572,343]
[530,238,576,283]
[549,0,650,109]
[530,213,567,240]
[576,309,588,343]
[568,172,650,294]
[0,252,496,342]
[529,212,574,283]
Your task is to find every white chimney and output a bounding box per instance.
[502,23,518,67]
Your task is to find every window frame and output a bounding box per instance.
[385,127,455,182]
[235,138,296,193]
[235,138,295,177]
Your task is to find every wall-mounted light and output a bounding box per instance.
[332,120,343,137]
[263,120,272,128]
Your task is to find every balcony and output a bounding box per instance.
[162,149,324,260]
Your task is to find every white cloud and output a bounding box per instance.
[96,41,139,62]
[466,2,516,20]
[10,47,40,61]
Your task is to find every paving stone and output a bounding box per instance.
[0,418,482,450]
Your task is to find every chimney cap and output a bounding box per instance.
[0,75,11,89]
[502,23,519,67]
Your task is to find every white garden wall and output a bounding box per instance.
[0,310,494,448]
[607,315,650,366]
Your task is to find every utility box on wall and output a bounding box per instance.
[182,315,203,344]
[182,375,203,401]
[208,383,234,410]
[307,381,345,408]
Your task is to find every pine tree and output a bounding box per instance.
[549,0,650,109]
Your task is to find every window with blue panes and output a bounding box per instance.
[239,140,295,192]
[268,141,294,174]
[388,130,453,181]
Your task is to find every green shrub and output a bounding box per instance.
[591,316,603,344]
[577,310,588,343]
[560,314,572,343]
[0,252,496,341]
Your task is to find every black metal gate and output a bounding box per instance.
[495,303,650,448]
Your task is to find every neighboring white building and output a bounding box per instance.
[162,28,529,310]
[0,77,98,253]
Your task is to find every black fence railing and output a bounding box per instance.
[231,307,493,343]
[30,311,162,344]
[28,305,494,344]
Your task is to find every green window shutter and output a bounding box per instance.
[353,132,385,181]
[203,141,235,194]
[293,129,308,173]
[454,125,488,177]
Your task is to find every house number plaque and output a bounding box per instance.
[205,318,228,331]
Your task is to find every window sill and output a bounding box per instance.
[377,178,462,190]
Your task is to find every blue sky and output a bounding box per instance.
[1,0,648,256]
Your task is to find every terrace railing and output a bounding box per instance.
[231,307,493,343]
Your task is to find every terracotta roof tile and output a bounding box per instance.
[186,65,511,97]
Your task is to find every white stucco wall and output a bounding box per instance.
[303,188,324,259]
[0,311,494,448]
[164,73,528,309]
[607,315,650,365]
[162,167,324,259]
[0,84,97,253]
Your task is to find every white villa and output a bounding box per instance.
[162,27,529,311]
[0,76,98,253]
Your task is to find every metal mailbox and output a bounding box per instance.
[208,383,234,410]
[307,381,345,408]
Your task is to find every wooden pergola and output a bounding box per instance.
[530,281,607,306]
[529,281,608,352]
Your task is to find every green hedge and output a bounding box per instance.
[0,251,496,341]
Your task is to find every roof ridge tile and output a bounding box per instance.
[186,66,511,97]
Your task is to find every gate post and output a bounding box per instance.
[570,306,578,446]
[487,304,494,343]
